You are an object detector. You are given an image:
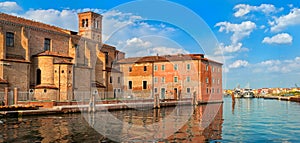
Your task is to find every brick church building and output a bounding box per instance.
[0,11,124,102]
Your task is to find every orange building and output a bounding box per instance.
[117,54,222,103]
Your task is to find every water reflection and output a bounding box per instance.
[82,104,223,142]
[0,104,223,142]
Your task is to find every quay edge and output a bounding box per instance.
[0,99,223,118]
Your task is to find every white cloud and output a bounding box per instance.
[102,10,143,41]
[260,60,281,66]
[262,33,293,44]
[229,60,249,69]
[253,57,300,73]
[260,25,266,29]
[215,21,256,44]
[215,42,249,55]
[21,9,78,31]
[118,37,186,57]
[233,4,282,17]
[125,37,152,48]
[270,8,300,32]
[0,1,22,12]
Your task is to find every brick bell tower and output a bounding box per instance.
[78,11,102,42]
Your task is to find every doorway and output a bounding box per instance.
[174,88,178,100]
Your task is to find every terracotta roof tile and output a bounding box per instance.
[91,81,105,88]
[34,51,73,59]
[104,67,122,73]
[35,84,58,89]
[117,54,204,64]
[54,59,73,65]
[0,12,72,34]
[0,78,8,84]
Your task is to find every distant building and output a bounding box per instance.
[0,11,123,101]
[117,54,223,102]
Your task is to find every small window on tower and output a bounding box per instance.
[85,19,89,27]
[82,19,85,27]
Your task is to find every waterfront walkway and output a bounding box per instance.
[0,100,223,117]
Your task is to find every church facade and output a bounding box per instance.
[0,11,123,101]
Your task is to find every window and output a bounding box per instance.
[161,77,165,83]
[187,64,191,70]
[187,76,190,82]
[104,52,109,64]
[118,88,121,93]
[81,19,85,27]
[212,66,215,72]
[217,79,220,84]
[217,88,220,93]
[161,65,165,71]
[206,77,209,83]
[6,32,14,47]
[212,78,215,84]
[85,19,89,27]
[143,81,147,89]
[187,88,191,93]
[154,77,158,83]
[129,66,132,72]
[206,88,209,93]
[174,76,178,83]
[128,81,132,89]
[206,64,209,71]
[36,69,41,85]
[154,88,158,93]
[154,65,157,71]
[174,64,178,70]
[44,38,51,51]
[118,77,121,84]
[144,66,147,71]
[212,88,215,93]
[110,76,112,84]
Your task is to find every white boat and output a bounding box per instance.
[242,88,254,98]
[234,88,243,98]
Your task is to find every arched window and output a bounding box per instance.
[36,69,41,85]
[85,19,88,27]
[82,19,85,27]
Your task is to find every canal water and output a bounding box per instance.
[0,97,300,142]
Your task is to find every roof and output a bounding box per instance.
[117,54,205,64]
[91,81,105,88]
[0,78,8,84]
[201,58,223,65]
[35,84,58,89]
[34,51,73,59]
[104,67,122,73]
[54,59,73,65]
[0,13,73,34]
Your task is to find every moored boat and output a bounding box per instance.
[243,88,254,98]
[234,88,243,98]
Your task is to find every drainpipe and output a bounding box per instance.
[58,64,61,101]
[198,59,200,101]
[152,62,154,98]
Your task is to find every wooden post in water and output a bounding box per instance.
[14,88,18,105]
[154,94,160,108]
[4,87,8,106]
[89,90,96,113]
[192,91,198,105]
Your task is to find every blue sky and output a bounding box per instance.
[1,0,300,89]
